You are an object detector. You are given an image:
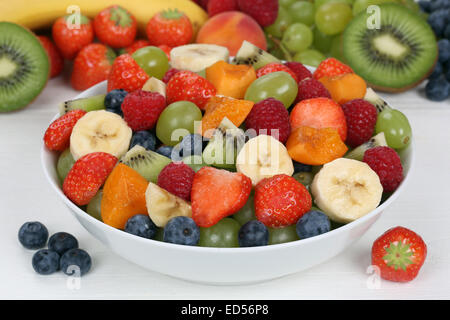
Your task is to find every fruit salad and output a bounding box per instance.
[44,41,412,248]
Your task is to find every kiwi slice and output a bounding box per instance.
[233,40,280,69]
[59,94,106,115]
[120,145,171,183]
[342,3,437,92]
[345,132,388,161]
[0,22,50,112]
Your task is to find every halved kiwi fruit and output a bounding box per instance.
[59,94,106,115]
[0,22,50,112]
[342,3,437,92]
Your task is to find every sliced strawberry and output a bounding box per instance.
[372,226,427,282]
[43,110,87,151]
[63,152,117,206]
[313,58,353,80]
[191,167,252,227]
[107,54,149,92]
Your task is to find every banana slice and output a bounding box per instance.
[170,44,229,72]
[236,135,294,186]
[70,110,132,160]
[311,158,383,223]
[142,77,166,98]
[145,182,192,227]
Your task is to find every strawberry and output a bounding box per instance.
[63,152,117,206]
[255,174,312,228]
[71,43,116,91]
[146,9,193,47]
[158,44,172,60]
[237,0,278,27]
[191,167,252,227]
[372,226,427,282]
[120,39,151,55]
[207,0,238,17]
[94,5,137,48]
[37,35,64,78]
[256,62,299,83]
[166,70,216,110]
[52,14,94,60]
[313,58,354,80]
[43,110,87,151]
[107,54,149,92]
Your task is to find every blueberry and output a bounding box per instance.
[60,248,92,276]
[105,89,127,116]
[172,134,206,160]
[293,161,312,173]
[124,214,157,239]
[430,0,450,12]
[32,249,60,275]
[429,61,443,80]
[428,10,447,37]
[130,131,157,151]
[418,0,431,12]
[18,221,48,249]
[163,216,200,246]
[156,145,174,159]
[445,24,450,40]
[48,232,78,256]
[296,210,331,239]
[438,39,450,64]
[238,220,269,247]
[445,66,450,81]
[425,76,450,101]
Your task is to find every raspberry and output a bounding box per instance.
[157,162,195,201]
[284,61,312,83]
[256,63,298,83]
[121,90,166,131]
[245,98,291,143]
[237,0,278,27]
[295,78,331,103]
[162,68,180,84]
[363,146,403,193]
[341,99,377,147]
[207,0,238,16]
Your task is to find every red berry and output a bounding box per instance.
[166,70,216,110]
[341,99,377,147]
[372,226,427,282]
[71,43,116,91]
[313,58,353,80]
[237,0,278,27]
[255,174,312,228]
[363,146,404,192]
[37,36,63,78]
[207,0,238,17]
[191,167,252,227]
[146,9,193,47]
[256,62,298,83]
[63,152,117,206]
[121,90,166,131]
[94,5,137,48]
[295,78,331,103]
[107,54,149,92]
[158,44,172,60]
[245,98,291,144]
[121,39,151,55]
[162,68,180,84]
[43,110,87,151]
[52,15,94,60]
[284,61,313,83]
[157,162,195,201]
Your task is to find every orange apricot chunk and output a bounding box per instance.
[318,73,367,105]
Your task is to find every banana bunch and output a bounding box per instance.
[0,0,208,34]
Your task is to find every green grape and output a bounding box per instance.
[293,49,326,67]
[265,6,292,38]
[198,218,240,248]
[131,46,169,80]
[289,1,315,27]
[279,0,296,8]
[375,109,412,150]
[293,172,314,188]
[245,71,298,108]
[329,34,346,63]
[156,101,202,146]
[313,27,333,53]
[86,190,103,221]
[282,23,313,53]
[268,225,300,244]
[57,149,75,183]
[182,155,207,172]
[315,2,353,36]
[233,193,255,225]
[314,0,354,10]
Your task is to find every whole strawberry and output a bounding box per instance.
[313,57,353,80]
[63,152,117,206]
[341,99,377,147]
[237,0,278,27]
[44,110,87,151]
[52,14,94,60]
[157,162,195,201]
[255,174,312,228]
[295,78,331,103]
[146,9,193,47]
[363,146,403,192]
[107,54,149,92]
[37,36,64,78]
[166,70,216,110]
[121,90,166,131]
[207,0,238,17]
[372,226,427,282]
[256,62,298,83]
[158,44,172,60]
[71,43,116,91]
[94,5,137,48]
[284,61,312,83]
[120,39,151,55]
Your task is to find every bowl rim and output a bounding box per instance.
[40,80,415,254]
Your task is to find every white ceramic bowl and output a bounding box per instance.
[41,80,414,285]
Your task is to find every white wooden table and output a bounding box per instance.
[1,70,449,300]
